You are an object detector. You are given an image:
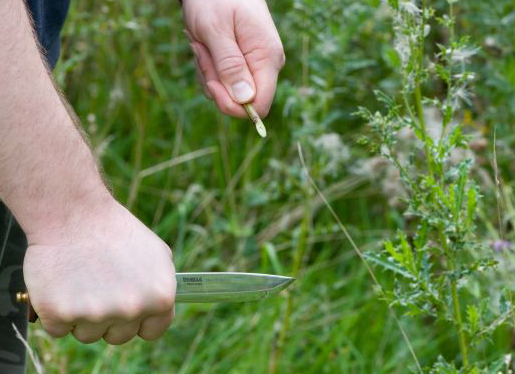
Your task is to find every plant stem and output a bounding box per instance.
[439,225,470,370]
[451,280,470,371]
[270,206,310,374]
[414,0,435,180]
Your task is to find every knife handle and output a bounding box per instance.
[16,292,38,323]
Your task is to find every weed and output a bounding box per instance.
[358,0,513,371]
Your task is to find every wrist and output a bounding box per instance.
[22,185,115,245]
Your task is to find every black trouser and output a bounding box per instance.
[0,203,28,374]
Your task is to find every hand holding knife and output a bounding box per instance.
[18,272,295,323]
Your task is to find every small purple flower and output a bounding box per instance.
[492,240,512,252]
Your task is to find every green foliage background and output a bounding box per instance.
[28,0,515,373]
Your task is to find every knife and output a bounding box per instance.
[17,272,295,323]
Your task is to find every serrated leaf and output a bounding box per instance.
[399,232,416,276]
[384,240,404,264]
[466,187,477,229]
[455,160,471,218]
[364,251,415,279]
[466,304,479,335]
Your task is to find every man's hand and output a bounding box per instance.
[24,200,175,345]
[0,0,175,344]
[183,0,285,118]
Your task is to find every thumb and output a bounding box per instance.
[204,36,256,104]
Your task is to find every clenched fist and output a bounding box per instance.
[23,199,176,345]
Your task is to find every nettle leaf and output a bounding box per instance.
[363,251,415,280]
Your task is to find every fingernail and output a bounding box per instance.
[231,81,254,103]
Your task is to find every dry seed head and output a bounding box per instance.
[400,0,421,15]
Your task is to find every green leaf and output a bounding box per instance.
[413,222,428,250]
[364,251,415,279]
[455,160,471,218]
[399,232,416,276]
[384,240,403,264]
[466,304,479,335]
[263,243,284,275]
[466,187,477,229]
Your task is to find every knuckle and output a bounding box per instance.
[196,16,217,35]
[153,289,174,312]
[216,55,246,77]
[268,43,285,68]
[80,302,108,323]
[245,43,285,69]
[54,304,77,324]
[277,49,286,68]
[154,292,174,312]
[84,310,106,324]
[120,299,144,321]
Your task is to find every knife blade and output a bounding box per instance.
[17,272,295,323]
[176,272,295,302]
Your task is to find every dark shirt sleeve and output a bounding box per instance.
[25,0,71,68]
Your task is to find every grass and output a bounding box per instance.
[25,0,515,372]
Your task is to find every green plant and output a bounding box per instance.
[24,0,515,372]
[358,0,512,371]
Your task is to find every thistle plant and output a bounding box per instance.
[358,0,512,372]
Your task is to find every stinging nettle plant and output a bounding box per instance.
[358,0,512,372]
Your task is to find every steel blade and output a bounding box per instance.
[175,272,295,303]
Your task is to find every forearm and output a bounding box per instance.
[0,0,110,240]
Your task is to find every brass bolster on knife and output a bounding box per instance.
[16,291,38,323]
